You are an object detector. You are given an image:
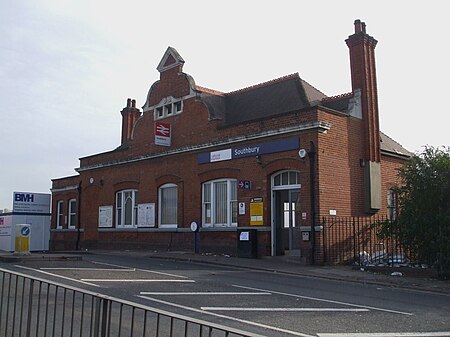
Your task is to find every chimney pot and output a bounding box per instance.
[131,99,136,108]
[127,98,131,107]
[354,19,364,33]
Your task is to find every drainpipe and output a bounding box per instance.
[309,141,317,264]
[76,181,82,251]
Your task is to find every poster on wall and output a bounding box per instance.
[98,206,113,228]
[250,198,264,226]
[138,203,155,227]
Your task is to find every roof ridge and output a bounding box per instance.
[196,85,225,96]
[321,91,353,102]
[225,73,300,96]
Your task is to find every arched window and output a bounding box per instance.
[159,183,178,228]
[202,179,237,227]
[272,170,300,189]
[116,190,138,227]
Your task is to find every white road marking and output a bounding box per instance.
[91,260,188,278]
[139,291,271,295]
[90,261,131,269]
[81,279,195,282]
[317,333,450,337]
[233,284,413,316]
[201,307,369,312]
[137,268,189,278]
[40,268,136,271]
[138,295,315,337]
[15,265,100,287]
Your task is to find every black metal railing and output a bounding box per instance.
[322,216,417,266]
[0,268,264,337]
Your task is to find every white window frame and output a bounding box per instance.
[68,199,77,229]
[116,189,138,228]
[158,183,178,228]
[154,97,183,120]
[272,170,300,189]
[202,179,237,228]
[56,200,64,229]
[387,189,398,220]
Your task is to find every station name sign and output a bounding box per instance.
[198,137,299,164]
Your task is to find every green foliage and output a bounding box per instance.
[391,146,450,278]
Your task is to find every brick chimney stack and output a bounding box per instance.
[120,98,141,144]
[346,19,380,163]
[346,20,382,213]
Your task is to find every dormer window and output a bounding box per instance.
[154,97,183,120]
[174,101,182,113]
[165,104,172,116]
[156,107,163,118]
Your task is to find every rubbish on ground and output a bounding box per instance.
[391,271,403,277]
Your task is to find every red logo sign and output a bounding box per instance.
[155,122,171,146]
[155,122,171,137]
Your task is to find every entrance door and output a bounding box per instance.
[271,171,301,256]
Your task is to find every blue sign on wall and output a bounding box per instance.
[198,137,299,164]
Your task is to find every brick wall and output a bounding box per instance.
[51,22,409,258]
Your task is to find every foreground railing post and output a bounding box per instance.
[0,272,5,334]
[25,279,35,337]
[93,297,106,337]
[100,299,109,337]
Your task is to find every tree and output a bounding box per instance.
[386,146,450,278]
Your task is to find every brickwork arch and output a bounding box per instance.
[198,167,240,183]
[264,157,302,177]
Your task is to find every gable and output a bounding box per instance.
[157,46,185,73]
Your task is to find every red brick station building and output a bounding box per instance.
[51,20,410,262]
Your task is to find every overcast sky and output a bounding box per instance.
[1,1,448,210]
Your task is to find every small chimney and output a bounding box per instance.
[354,19,366,34]
[120,98,141,144]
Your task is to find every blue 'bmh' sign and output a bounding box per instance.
[198,137,299,164]
[12,192,51,214]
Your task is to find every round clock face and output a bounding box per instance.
[190,221,198,232]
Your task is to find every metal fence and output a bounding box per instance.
[0,268,264,337]
[322,216,415,266]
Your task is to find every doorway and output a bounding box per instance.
[271,171,301,256]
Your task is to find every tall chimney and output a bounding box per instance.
[346,19,380,163]
[120,98,141,144]
[346,20,381,213]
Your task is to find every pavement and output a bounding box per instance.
[1,249,449,294]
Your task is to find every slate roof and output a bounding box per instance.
[380,132,412,158]
[321,93,353,113]
[198,73,326,125]
[197,73,411,158]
